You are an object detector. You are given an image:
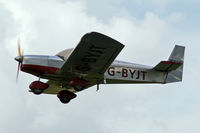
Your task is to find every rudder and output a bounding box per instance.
[165,45,185,83]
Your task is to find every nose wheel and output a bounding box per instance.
[59,97,71,104]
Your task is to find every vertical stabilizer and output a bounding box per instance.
[165,45,185,83]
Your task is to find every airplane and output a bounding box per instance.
[15,32,185,104]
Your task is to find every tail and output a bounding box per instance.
[153,45,185,83]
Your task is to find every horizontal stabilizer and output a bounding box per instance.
[153,61,182,72]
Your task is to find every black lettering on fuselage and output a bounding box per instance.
[107,67,147,81]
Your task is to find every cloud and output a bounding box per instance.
[3,0,171,63]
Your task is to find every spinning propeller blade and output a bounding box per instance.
[16,62,20,82]
[15,39,24,82]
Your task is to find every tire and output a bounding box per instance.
[59,97,70,104]
[32,88,44,95]
[73,85,84,91]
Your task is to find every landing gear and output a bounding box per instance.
[57,90,77,104]
[59,97,71,104]
[29,81,49,95]
[70,78,89,91]
[73,85,84,91]
[96,84,99,91]
[32,88,44,95]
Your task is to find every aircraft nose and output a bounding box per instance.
[15,56,22,62]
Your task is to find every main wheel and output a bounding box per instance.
[59,97,71,104]
[32,88,44,95]
[73,85,84,91]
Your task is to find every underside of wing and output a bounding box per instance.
[43,80,65,94]
[43,80,95,94]
[60,32,124,77]
[43,80,75,94]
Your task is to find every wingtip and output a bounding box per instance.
[175,45,185,49]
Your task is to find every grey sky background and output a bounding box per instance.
[0,0,199,133]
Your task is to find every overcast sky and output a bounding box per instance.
[0,0,199,133]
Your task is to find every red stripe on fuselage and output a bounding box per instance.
[21,64,60,74]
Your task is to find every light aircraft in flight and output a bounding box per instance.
[15,32,185,104]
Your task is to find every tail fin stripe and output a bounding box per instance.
[153,61,182,72]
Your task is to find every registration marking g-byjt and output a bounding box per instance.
[107,67,147,80]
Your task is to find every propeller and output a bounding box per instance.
[15,39,24,82]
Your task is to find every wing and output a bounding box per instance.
[60,32,124,76]
[44,32,124,95]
